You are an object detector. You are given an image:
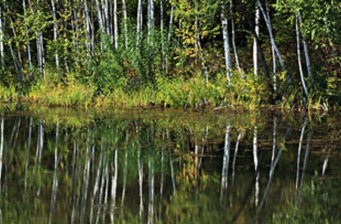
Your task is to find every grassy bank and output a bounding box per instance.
[0,73,335,111]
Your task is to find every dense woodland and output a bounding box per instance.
[0,0,340,108]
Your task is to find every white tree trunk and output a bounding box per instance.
[104,0,110,35]
[122,0,128,48]
[257,1,285,75]
[136,0,143,47]
[160,0,165,70]
[23,0,33,76]
[295,15,309,100]
[95,0,104,52]
[230,0,242,76]
[298,11,312,80]
[147,0,154,44]
[113,0,118,49]
[0,6,3,68]
[37,0,45,76]
[51,0,59,69]
[165,5,174,74]
[83,0,91,54]
[265,2,277,91]
[221,3,232,83]
[253,5,260,76]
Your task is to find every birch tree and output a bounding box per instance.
[295,14,309,100]
[221,2,232,83]
[83,0,92,54]
[136,0,143,47]
[122,0,128,48]
[253,4,260,76]
[0,6,3,69]
[51,0,59,69]
[230,0,242,76]
[113,0,118,49]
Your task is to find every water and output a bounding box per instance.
[0,108,340,223]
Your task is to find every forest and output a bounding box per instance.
[0,0,340,109]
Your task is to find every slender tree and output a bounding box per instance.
[0,6,3,68]
[230,0,242,76]
[113,0,118,49]
[122,0,128,48]
[295,14,309,100]
[253,4,260,76]
[51,0,59,69]
[221,2,232,83]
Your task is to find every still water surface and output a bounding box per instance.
[0,109,340,223]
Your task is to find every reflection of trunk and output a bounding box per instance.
[121,149,128,209]
[0,116,4,192]
[90,152,103,223]
[25,118,32,188]
[322,148,331,177]
[170,154,176,194]
[232,130,242,185]
[110,149,118,223]
[138,145,144,221]
[159,132,165,219]
[270,117,277,175]
[257,148,283,213]
[35,121,44,164]
[71,129,80,223]
[148,130,155,224]
[49,124,59,224]
[300,131,312,185]
[220,125,231,201]
[80,142,92,224]
[296,118,307,191]
[253,126,259,207]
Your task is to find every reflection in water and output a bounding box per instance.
[0,112,339,223]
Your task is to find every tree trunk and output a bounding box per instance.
[147,0,154,44]
[230,0,242,76]
[136,0,143,47]
[83,0,91,54]
[113,0,118,49]
[221,3,232,83]
[265,1,277,91]
[95,0,104,52]
[295,15,309,101]
[160,0,165,70]
[257,1,291,83]
[0,6,3,69]
[122,0,128,48]
[298,11,312,81]
[36,0,45,76]
[22,0,33,77]
[165,5,174,74]
[253,4,259,76]
[51,0,59,69]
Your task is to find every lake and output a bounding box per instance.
[0,108,340,223]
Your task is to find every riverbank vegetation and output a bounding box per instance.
[0,0,340,110]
